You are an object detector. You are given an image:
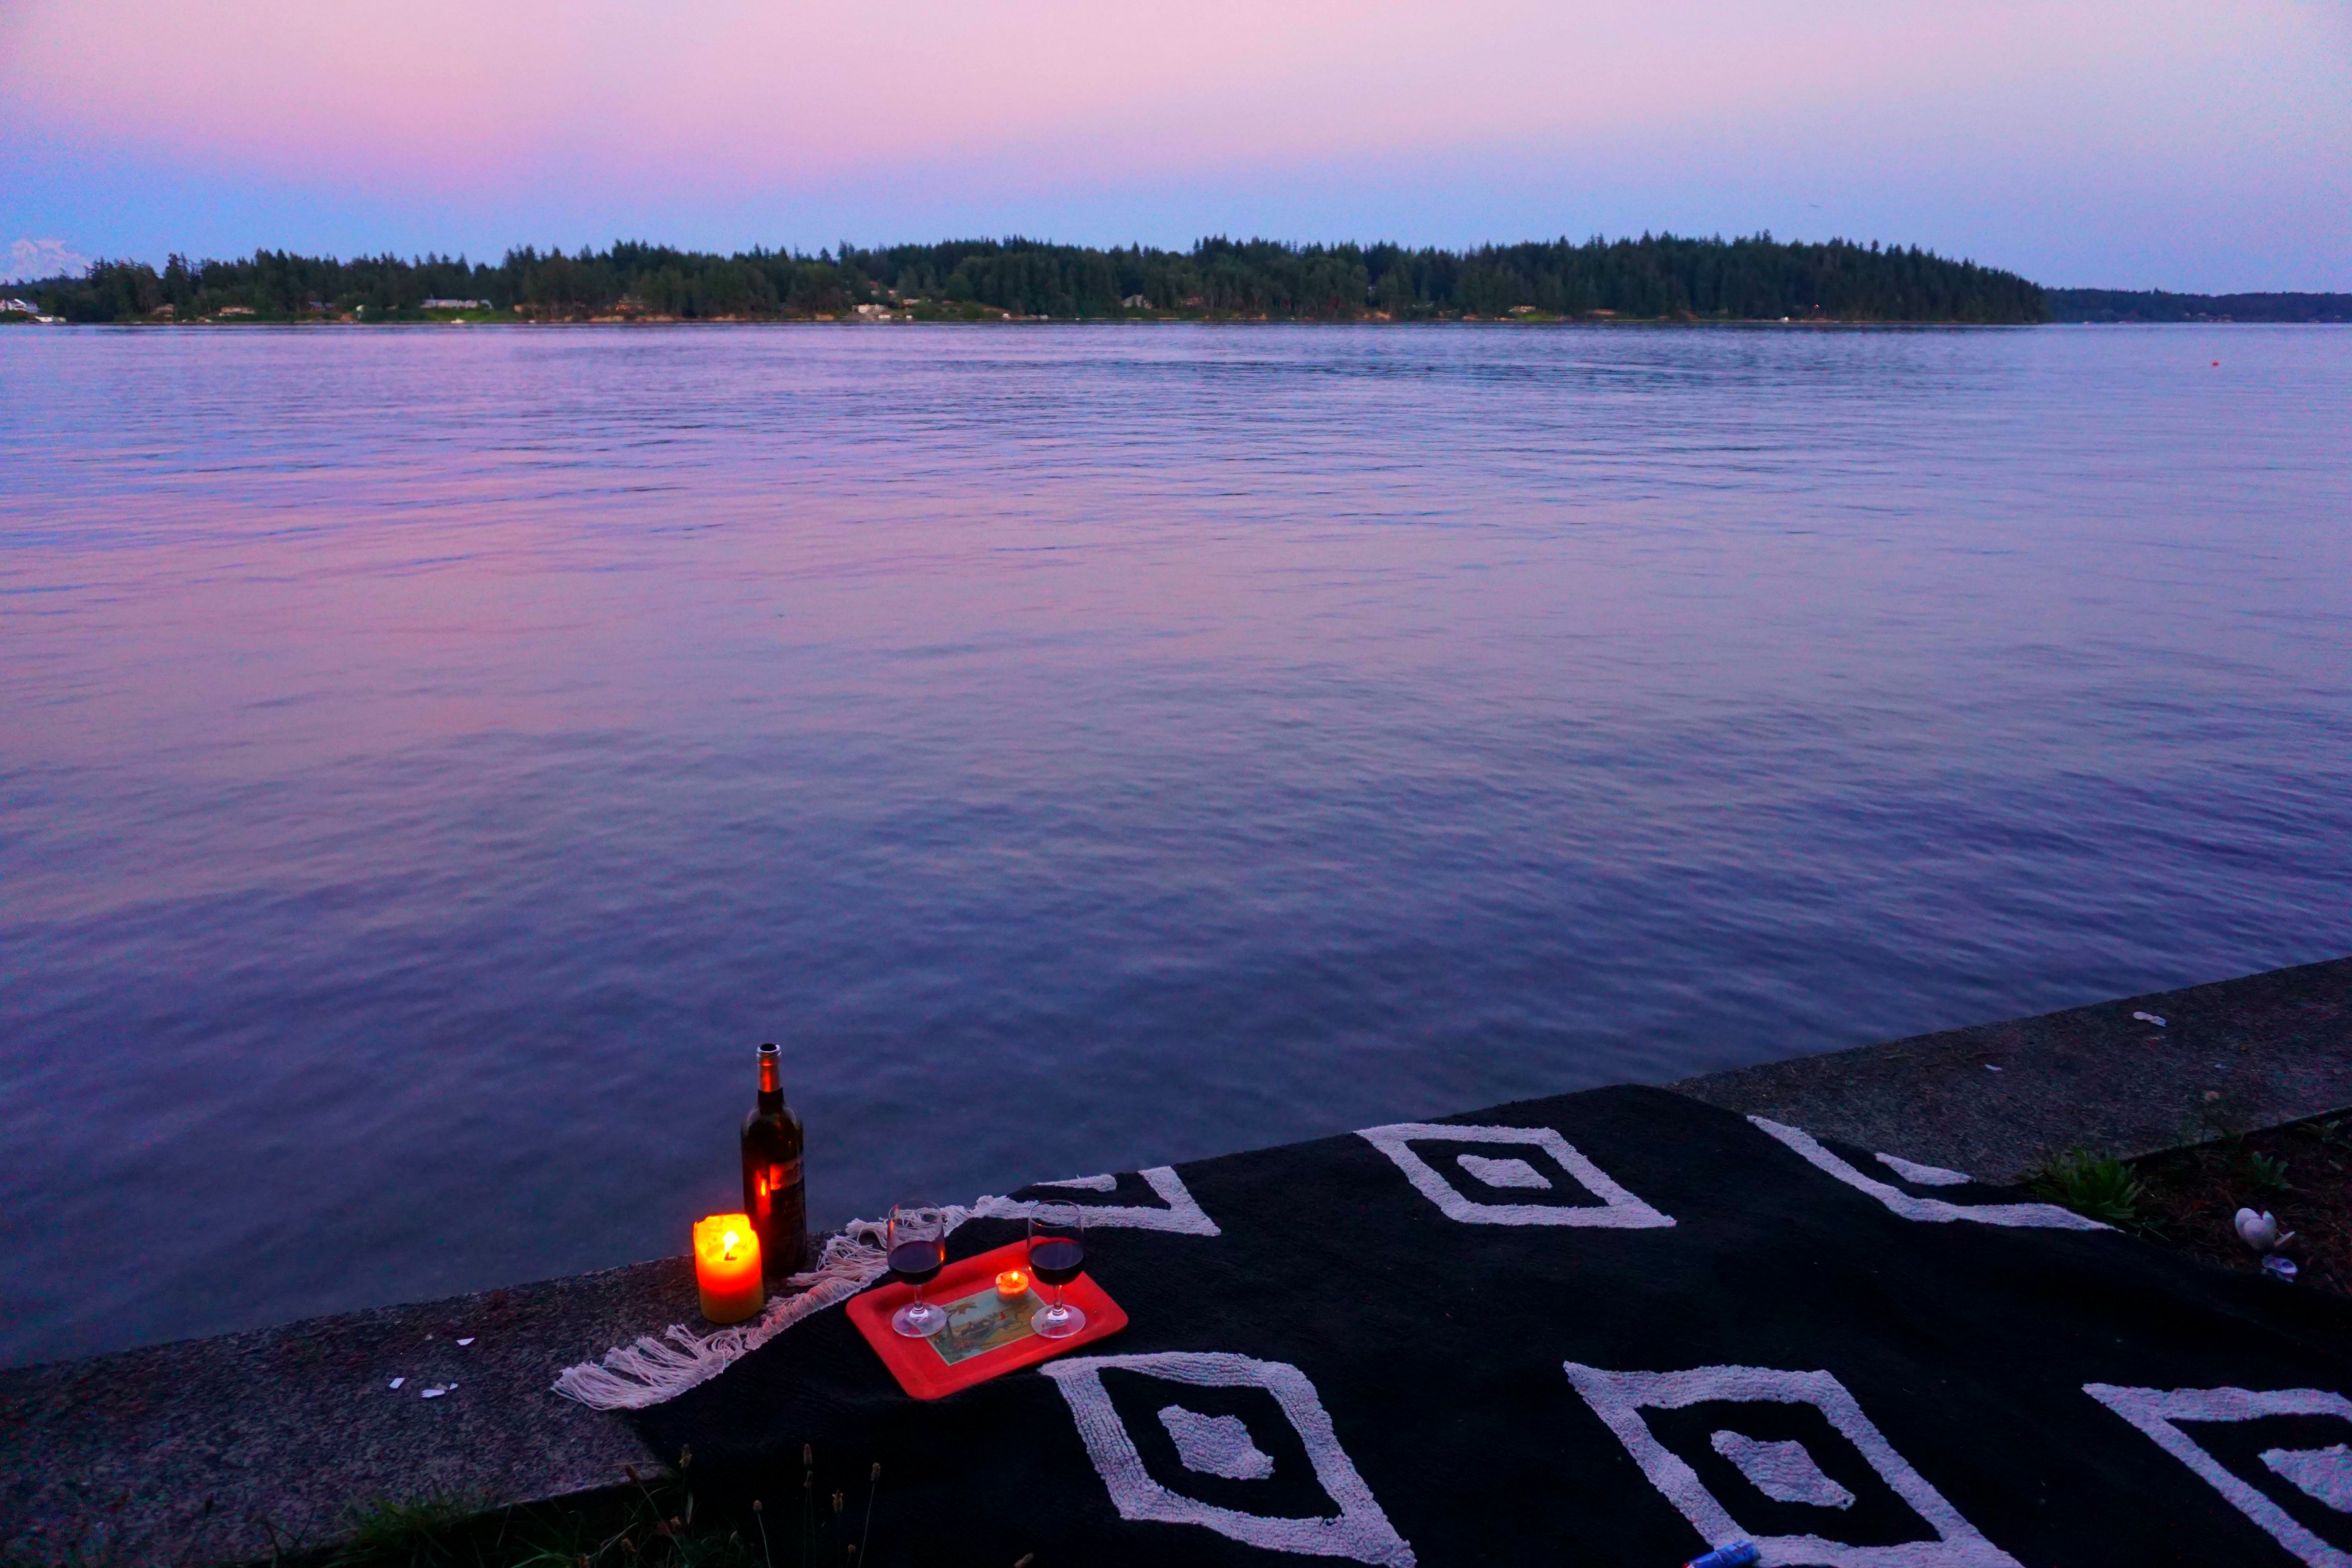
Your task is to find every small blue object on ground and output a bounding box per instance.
[2264,1255,2300,1283]
[1686,1545,1762,1568]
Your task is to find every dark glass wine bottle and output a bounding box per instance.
[741,1042,807,1278]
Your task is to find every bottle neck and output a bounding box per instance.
[757,1045,783,1111]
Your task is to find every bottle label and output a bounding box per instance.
[760,1158,807,1274]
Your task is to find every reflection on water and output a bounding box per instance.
[3,324,2348,1364]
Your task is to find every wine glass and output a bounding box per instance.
[1027,1203,1088,1339]
[886,1204,948,1338]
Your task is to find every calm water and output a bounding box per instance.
[4,324,2348,1366]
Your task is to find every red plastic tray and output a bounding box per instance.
[845,1238,1127,1399]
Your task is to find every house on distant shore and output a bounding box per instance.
[1122,294,1150,309]
[1,297,38,315]
[422,298,489,310]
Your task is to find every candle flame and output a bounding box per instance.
[722,1230,741,1258]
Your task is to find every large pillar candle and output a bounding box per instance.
[693,1214,766,1323]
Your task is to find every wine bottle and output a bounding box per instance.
[741,1042,807,1278]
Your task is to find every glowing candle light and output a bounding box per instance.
[694,1214,765,1323]
[996,1268,1031,1297]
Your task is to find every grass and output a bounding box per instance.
[303,1470,761,1568]
[2031,1148,2148,1229]
[289,1445,897,1568]
[2246,1151,2292,1194]
[2,1444,889,1568]
[334,1496,485,1564]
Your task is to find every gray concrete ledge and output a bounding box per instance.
[1674,954,2352,1181]
[0,1258,688,1566]
[6,954,2349,1566]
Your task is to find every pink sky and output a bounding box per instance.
[3,0,2348,287]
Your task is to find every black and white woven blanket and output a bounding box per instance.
[632,1085,2352,1567]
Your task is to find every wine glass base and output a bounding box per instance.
[1031,1301,1087,1339]
[891,1301,948,1338]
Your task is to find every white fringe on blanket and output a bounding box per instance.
[553,1165,1220,1411]
[552,1199,1005,1411]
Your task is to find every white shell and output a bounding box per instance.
[2236,1209,2285,1251]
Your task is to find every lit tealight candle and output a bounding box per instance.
[693,1214,765,1324]
[996,1267,1031,1298]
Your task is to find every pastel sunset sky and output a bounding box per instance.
[2,0,2347,288]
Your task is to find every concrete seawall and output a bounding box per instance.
[6,955,2348,1566]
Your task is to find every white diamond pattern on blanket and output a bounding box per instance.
[1357,1123,1674,1228]
[2265,1446,2352,1514]
[1751,1117,2107,1229]
[980,1165,1221,1236]
[1044,1351,1416,1565]
[1160,1405,1277,1481]
[1711,1430,1858,1508]
[2087,1384,2352,1567]
[1456,1153,1551,1189]
[1874,1152,1976,1187]
[1565,1362,2025,1567]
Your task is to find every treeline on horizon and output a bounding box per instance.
[13,235,2049,325]
[2045,288,2352,323]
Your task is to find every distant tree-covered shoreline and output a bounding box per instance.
[12,234,2049,325]
[2044,289,2352,323]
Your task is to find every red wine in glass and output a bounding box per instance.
[887,1206,948,1338]
[889,1239,944,1285]
[1028,1204,1088,1339]
[1029,1238,1082,1288]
